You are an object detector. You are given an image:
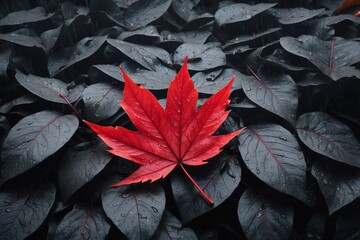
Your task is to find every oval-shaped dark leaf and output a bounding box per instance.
[215,3,277,26]
[48,36,107,77]
[238,187,294,240]
[152,210,197,240]
[193,68,243,94]
[174,43,226,71]
[0,49,11,77]
[335,201,360,240]
[160,30,211,45]
[58,141,112,202]
[0,7,54,26]
[296,112,360,168]
[0,183,56,240]
[268,8,325,25]
[0,94,36,114]
[119,26,161,43]
[280,35,360,81]
[1,111,79,184]
[102,183,165,240]
[83,83,123,122]
[242,67,298,125]
[121,61,176,90]
[54,204,110,240]
[114,0,171,30]
[107,39,172,71]
[15,71,81,104]
[0,32,46,52]
[172,153,241,224]
[238,124,308,203]
[311,160,360,215]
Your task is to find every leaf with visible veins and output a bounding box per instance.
[84,58,244,204]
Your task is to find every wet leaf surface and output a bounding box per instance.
[15,71,83,104]
[54,203,110,240]
[312,160,360,214]
[102,182,165,240]
[268,7,325,25]
[238,187,294,240]
[238,124,308,204]
[215,3,277,26]
[296,112,360,168]
[0,183,56,240]
[280,35,360,80]
[241,67,298,125]
[83,82,123,122]
[172,153,241,224]
[58,141,112,202]
[1,111,79,184]
[152,210,197,240]
[0,6,54,26]
[174,43,226,71]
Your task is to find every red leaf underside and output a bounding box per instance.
[84,58,244,204]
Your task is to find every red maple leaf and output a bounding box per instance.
[84,58,244,204]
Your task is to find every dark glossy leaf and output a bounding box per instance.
[172,0,200,21]
[268,8,325,25]
[0,183,56,240]
[335,201,360,240]
[193,68,243,94]
[15,71,82,104]
[0,111,79,184]
[306,212,326,240]
[120,60,176,89]
[174,43,226,71]
[296,112,360,168]
[58,141,112,202]
[152,210,197,240]
[0,6,54,26]
[312,160,360,214]
[172,153,241,224]
[83,83,123,122]
[114,0,171,30]
[0,94,36,114]
[261,48,308,72]
[297,72,333,87]
[54,204,110,240]
[223,28,281,51]
[182,13,215,32]
[238,124,308,203]
[40,26,62,52]
[0,49,11,76]
[238,188,294,240]
[119,26,161,43]
[107,39,172,71]
[242,67,298,125]
[48,36,107,77]
[160,30,211,44]
[102,183,165,240]
[0,31,46,52]
[215,3,277,26]
[280,35,360,81]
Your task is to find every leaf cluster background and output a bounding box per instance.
[1,0,360,239]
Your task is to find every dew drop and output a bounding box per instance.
[151,206,158,213]
[227,169,236,178]
[279,136,287,141]
[5,208,11,213]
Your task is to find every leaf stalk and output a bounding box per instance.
[179,163,214,205]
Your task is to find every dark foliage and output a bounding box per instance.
[1,0,360,239]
